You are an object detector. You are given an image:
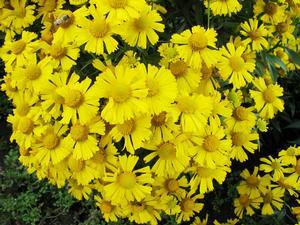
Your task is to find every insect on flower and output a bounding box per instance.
[54,15,71,27]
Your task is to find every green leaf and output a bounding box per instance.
[285,48,300,66]
[284,120,300,129]
[267,61,278,82]
[266,54,287,72]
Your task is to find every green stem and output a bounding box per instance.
[207,0,211,28]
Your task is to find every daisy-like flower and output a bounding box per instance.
[95,196,122,222]
[218,42,256,89]
[57,73,100,124]
[285,159,300,186]
[234,193,262,218]
[173,93,213,132]
[250,77,284,119]
[194,118,231,169]
[237,167,271,198]
[95,64,148,124]
[254,0,286,24]
[103,155,153,205]
[76,5,119,55]
[204,0,242,16]
[192,215,209,225]
[92,0,148,22]
[260,188,285,215]
[278,146,300,166]
[110,114,152,154]
[141,64,178,114]
[272,18,296,44]
[158,43,178,67]
[68,179,93,200]
[260,156,286,181]
[118,6,165,49]
[176,191,204,223]
[171,26,219,69]
[240,19,269,51]
[228,130,259,162]
[144,140,190,176]
[33,122,71,166]
[37,0,65,23]
[64,116,105,160]
[12,57,53,93]
[0,31,39,70]
[168,59,201,94]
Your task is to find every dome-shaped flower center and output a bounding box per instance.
[111,83,131,103]
[52,92,65,104]
[231,132,247,146]
[43,133,60,150]
[188,31,208,51]
[263,191,273,204]
[15,7,26,18]
[295,160,300,174]
[133,203,145,212]
[201,64,213,79]
[239,194,250,207]
[157,142,176,160]
[146,79,160,97]
[197,167,212,178]
[16,103,29,116]
[92,148,106,163]
[151,112,167,127]
[12,40,26,55]
[133,16,148,32]
[117,119,136,135]
[64,89,84,108]
[118,172,136,189]
[18,117,34,134]
[101,201,113,213]
[276,49,285,58]
[25,64,41,80]
[233,106,249,121]
[248,30,262,40]
[177,96,197,114]
[165,179,179,192]
[264,2,278,15]
[246,175,259,188]
[59,12,74,28]
[230,56,245,72]
[181,198,195,212]
[263,87,276,103]
[50,44,66,59]
[20,147,30,156]
[70,124,89,142]
[276,22,289,34]
[89,20,110,38]
[271,161,281,170]
[109,0,128,8]
[170,60,188,78]
[203,135,219,152]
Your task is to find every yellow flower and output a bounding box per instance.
[76,5,119,55]
[234,193,262,218]
[110,114,152,154]
[37,0,65,22]
[69,0,87,5]
[250,77,284,119]
[171,26,219,69]
[260,188,284,215]
[192,215,208,225]
[269,18,296,44]
[103,155,153,205]
[278,146,300,166]
[254,0,286,24]
[118,6,164,48]
[95,196,122,222]
[204,0,242,16]
[218,42,255,89]
[240,19,269,51]
[68,179,92,200]
[285,159,300,187]
[260,156,286,181]
[95,64,148,124]
[196,63,220,96]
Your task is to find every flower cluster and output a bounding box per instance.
[0,0,299,224]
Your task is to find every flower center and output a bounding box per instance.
[16,103,29,116]
[89,20,110,38]
[151,112,167,127]
[12,40,26,55]
[201,64,213,79]
[18,117,34,134]
[246,175,259,188]
[117,119,136,135]
[70,124,89,142]
[231,132,247,146]
[233,106,249,121]
[276,49,285,59]
[43,133,60,150]
[165,179,179,192]
[229,56,245,72]
[64,89,84,108]
[181,198,195,212]
[92,148,106,163]
[25,64,41,80]
[177,96,196,114]
[188,31,208,51]
[170,60,188,78]
[101,201,113,213]
[264,2,278,15]
[203,135,219,152]
[276,22,289,34]
[197,167,211,178]
[118,172,136,189]
[248,30,262,40]
[50,43,66,59]
[133,16,147,32]
[271,161,281,170]
[239,194,250,207]
[157,142,176,160]
[111,83,131,103]
[263,191,273,204]
[263,87,276,103]
[146,79,160,97]
[109,0,128,8]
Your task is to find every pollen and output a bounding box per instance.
[64,89,84,108]
[25,64,41,80]
[188,31,208,51]
[100,201,113,213]
[181,198,195,212]
[229,56,245,72]
[70,124,89,142]
[157,142,176,160]
[133,16,147,32]
[170,60,188,78]
[276,22,289,34]
[165,179,179,192]
[203,135,219,152]
[50,43,66,59]
[151,112,167,127]
[89,20,110,38]
[117,119,136,135]
[118,172,136,189]
[233,106,249,121]
[264,2,278,16]
[246,175,259,188]
[239,194,250,207]
[263,87,276,103]
[43,133,60,150]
